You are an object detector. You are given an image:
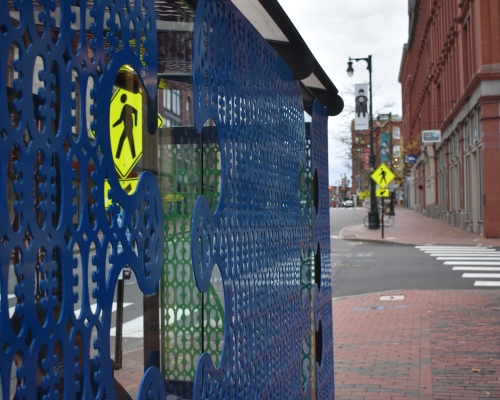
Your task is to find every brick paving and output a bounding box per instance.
[333,290,500,399]
[335,206,500,399]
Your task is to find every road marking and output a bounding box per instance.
[111,315,143,338]
[74,302,133,316]
[415,246,494,251]
[428,252,497,256]
[417,245,500,288]
[474,281,500,287]
[330,235,338,239]
[110,308,198,338]
[444,261,500,265]
[462,273,500,279]
[437,257,500,261]
[8,294,15,299]
[453,267,500,271]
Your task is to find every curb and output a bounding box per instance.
[338,225,495,247]
[340,236,415,246]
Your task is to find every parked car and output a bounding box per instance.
[343,199,354,207]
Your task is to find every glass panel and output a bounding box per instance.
[479,147,483,220]
[465,156,472,221]
[471,112,477,143]
[464,119,470,150]
[477,108,482,139]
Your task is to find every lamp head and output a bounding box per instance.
[346,61,354,77]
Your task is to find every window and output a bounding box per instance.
[477,107,482,139]
[464,118,470,149]
[471,112,477,143]
[462,17,473,84]
[186,97,191,124]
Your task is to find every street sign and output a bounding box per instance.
[376,189,390,197]
[104,177,140,209]
[371,163,395,189]
[109,88,144,178]
[404,154,417,164]
[91,88,165,178]
[422,130,441,143]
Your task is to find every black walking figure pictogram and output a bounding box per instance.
[355,88,368,118]
[379,168,387,184]
[113,93,138,159]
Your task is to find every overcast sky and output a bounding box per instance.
[277,0,409,185]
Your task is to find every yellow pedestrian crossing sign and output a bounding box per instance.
[104,177,140,209]
[91,88,164,178]
[109,88,144,178]
[376,189,390,197]
[371,163,395,189]
[358,190,370,200]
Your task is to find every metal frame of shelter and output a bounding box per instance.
[0,0,335,398]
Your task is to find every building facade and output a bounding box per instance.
[351,115,405,205]
[399,0,500,238]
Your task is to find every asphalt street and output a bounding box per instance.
[330,207,500,298]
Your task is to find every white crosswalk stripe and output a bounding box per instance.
[416,245,500,287]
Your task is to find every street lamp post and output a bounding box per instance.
[347,55,379,229]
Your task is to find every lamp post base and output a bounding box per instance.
[368,211,380,229]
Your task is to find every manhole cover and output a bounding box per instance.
[380,295,405,301]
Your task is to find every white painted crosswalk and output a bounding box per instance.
[416,245,500,287]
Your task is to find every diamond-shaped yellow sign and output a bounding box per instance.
[371,163,395,189]
[109,88,143,178]
[91,88,164,178]
[104,177,140,209]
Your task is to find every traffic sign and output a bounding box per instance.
[371,163,395,189]
[404,154,416,164]
[376,189,390,197]
[109,88,144,178]
[104,177,140,209]
[91,88,165,178]
[158,114,164,129]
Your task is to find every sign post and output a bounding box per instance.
[371,163,395,239]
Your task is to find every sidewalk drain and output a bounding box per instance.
[380,295,405,301]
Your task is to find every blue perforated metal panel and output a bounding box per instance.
[311,100,335,399]
[0,1,165,399]
[191,1,334,398]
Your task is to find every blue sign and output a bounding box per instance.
[404,155,417,164]
[380,132,390,162]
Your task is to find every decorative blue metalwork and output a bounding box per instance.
[311,100,335,399]
[0,1,164,399]
[191,0,334,398]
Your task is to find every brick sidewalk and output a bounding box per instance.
[333,290,500,399]
[340,207,500,247]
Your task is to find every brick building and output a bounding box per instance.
[399,0,500,238]
[351,115,404,204]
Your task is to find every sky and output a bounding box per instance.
[277,0,409,185]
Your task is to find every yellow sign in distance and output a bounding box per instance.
[109,88,144,178]
[371,163,395,189]
[376,188,390,197]
[157,114,164,129]
[163,193,184,203]
[104,178,140,209]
